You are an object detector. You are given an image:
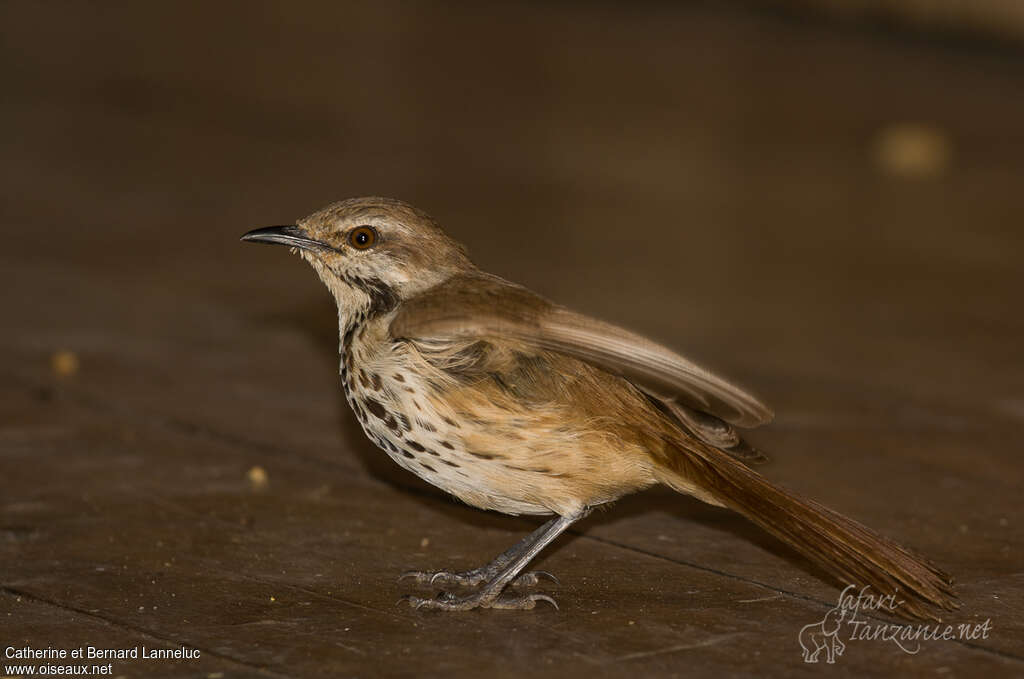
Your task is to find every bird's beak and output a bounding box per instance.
[240,225,327,252]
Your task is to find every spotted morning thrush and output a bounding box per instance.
[241,197,957,618]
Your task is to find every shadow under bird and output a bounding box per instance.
[241,197,958,618]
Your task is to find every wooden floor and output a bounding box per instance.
[2,2,1022,677]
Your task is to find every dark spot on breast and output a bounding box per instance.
[412,400,422,411]
[405,443,438,457]
[396,413,411,431]
[402,450,415,459]
[503,464,552,474]
[385,415,401,433]
[421,463,437,473]
[441,459,459,468]
[442,416,460,429]
[370,372,382,391]
[440,441,455,450]
[468,451,504,460]
[358,370,371,389]
[393,373,405,382]
[415,418,436,432]
[404,387,416,394]
[365,398,388,420]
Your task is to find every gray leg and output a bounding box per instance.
[400,518,560,588]
[402,513,580,611]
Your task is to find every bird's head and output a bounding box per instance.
[242,197,474,315]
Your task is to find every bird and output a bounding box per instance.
[241,196,958,618]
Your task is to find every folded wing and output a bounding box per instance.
[390,273,773,429]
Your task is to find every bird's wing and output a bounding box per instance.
[389,273,773,428]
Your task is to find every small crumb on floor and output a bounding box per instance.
[247,465,269,490]
[51,350,79,377]
[873,122,951,179]
[420,537,430,548]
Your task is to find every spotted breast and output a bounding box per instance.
[337,311,527,512]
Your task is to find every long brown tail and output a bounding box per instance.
[655,438,959,621]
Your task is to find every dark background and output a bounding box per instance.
[2,2,1022,677]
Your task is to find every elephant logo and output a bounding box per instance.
[799,607,847,663]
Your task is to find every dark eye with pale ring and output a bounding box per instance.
[348,225,378,250]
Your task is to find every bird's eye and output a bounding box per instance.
[348,225,378,250]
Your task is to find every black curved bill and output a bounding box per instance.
[240,225,326,251]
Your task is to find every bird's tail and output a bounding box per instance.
[654,438,959,621]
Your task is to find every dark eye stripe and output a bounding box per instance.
[348,225,377,250]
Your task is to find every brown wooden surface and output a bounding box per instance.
[1,2,1022,677]
[753,0,1024,45]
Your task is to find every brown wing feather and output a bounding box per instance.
[390,273,773,428]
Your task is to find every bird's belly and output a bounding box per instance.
[340,348,651,517]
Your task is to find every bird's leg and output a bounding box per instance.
[400,518,562,588]
[402,513,580,611]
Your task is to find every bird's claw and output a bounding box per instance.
[511,570,560,587]
[400,568,557,589]
[400,591,559,611]
[492,593,559,610]
[398,569,486,587]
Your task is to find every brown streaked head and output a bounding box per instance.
[241,197,475,308]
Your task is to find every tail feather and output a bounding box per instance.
[657,439,959,621]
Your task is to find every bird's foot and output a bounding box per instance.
[399,590,558,611]
[399,567,558,589]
